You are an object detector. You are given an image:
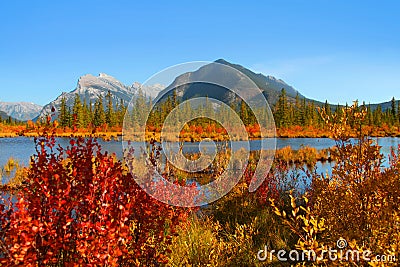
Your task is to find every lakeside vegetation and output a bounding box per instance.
[2,89,400,139]
[0,103,399,265]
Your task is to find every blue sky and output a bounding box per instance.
[0,0,399,105]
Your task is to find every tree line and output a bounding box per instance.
[53,88,400,131]
[273,88,400,129]
[58,90,127,129]
[1,115,22,126]
[123,90,272,132]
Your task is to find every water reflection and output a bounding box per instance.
[0,137,399,181]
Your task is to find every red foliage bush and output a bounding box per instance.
[0,135,191,266]
[205,124,213,134]
[195,126,203,135]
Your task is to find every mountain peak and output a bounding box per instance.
[99,73,112,78]
[36,73,165,120]
[158,59,306,107]
[214,58,229,64]
[212,59,302,99]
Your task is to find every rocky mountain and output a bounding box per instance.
[0,102,42,121]
[0,110,10,121]
[157,59,313,107]
[37,73,164,120]
[215,59,302,102]
[34,60,396,122]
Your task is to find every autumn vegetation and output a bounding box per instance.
[0,103,399,266]
[0,129,194,266]
[2,89,400,140]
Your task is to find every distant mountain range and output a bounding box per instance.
[0,102,42,121]
[0,59,398,122]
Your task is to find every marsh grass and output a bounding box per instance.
[0,157,27,191]
[275,146,332,167]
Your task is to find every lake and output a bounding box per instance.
[1,137,399,184]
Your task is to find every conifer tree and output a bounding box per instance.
[6,116,13,125]
[81,99,90,127]
[397,101,400,125]
[310,101,317,126]
[88,100,94,127]
[94,95,105,127]
[116,98,126,126]
[391,97,396,120]
[373,105,382,126]
[105,90,115,127]
[59,96,69,128]
[72,93,84,128]
[240,99,248,125]
[367,104,373,126]
[67,107,72,128]
[294,93,302,125]
[300,98,307,126]
[324,100,331,117]
[135,88,147,126]
[275,88,288,127]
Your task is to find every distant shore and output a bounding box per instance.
[1,128,400,141]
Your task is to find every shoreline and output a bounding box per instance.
[1,131,400,140]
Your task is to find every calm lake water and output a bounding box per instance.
[1,137,399,183]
